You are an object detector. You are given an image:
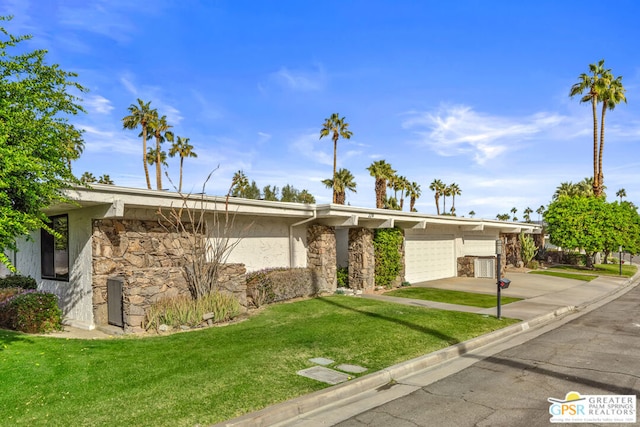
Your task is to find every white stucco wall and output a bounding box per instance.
[215,215,308,272]
[10,205,114,330]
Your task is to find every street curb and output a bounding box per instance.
[216,309,576,427]
[217,273,640,427]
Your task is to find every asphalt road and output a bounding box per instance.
[335,283,640,427]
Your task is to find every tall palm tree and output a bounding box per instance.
[616,188,627,203]
[322,168,357,205]
[406,181,421,212]
[442,184,452,214]
[468,210,476,218]
[570,60,606,195]
[122,99,155,189]
[449,183,461,215]
[523,207,533,223]
[395,175,410,210]
[229,170,249,198]
[536,205,545,222]
[597,73,626,195]
[148,113,174,190]
[319,113,353,203]
[367,160,396,209]
[98,174,114,185]
[429,179,445,215]
[146,148,168,168]
[169,136,197,192]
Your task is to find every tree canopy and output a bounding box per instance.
[0,17,86,270]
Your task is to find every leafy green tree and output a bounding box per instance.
[168,136,197,192]
[0,17,86,270]
[545,196,610,267]
[319,113,353,203]
[123,98,154,190]
[429,179,445,215]
[148,113,174,190]
[367,160,395,209]
[322,168,356,205]
[98,174,114,185]
[245,181,261,199]
[80,172,96,184]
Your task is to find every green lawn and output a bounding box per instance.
[536,263,637,278]
[529,270,599,281]
[385,287,522,308]
[0,296,518,426]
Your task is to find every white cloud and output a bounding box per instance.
[270,64,326,91]
[402,105,565,165]
[78,124,139,155]
[291,132,332,166]
[83,95,114,114]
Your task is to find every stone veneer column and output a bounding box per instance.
[307,224,337,293]
[348,227,375,292]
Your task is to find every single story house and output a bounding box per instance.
[2,184,542,332]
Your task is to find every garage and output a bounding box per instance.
[405,234,455,283]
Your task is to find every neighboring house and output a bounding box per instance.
[3,184,542,332]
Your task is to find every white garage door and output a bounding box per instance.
[463,236,497,256]
[405,234,455,283]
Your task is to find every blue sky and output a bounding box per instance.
[3,0,640,219]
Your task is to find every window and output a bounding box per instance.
[41,215,69,281]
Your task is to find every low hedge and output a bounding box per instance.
[0,275,37,290]
[246,268,315,308]
[0,290,63,334]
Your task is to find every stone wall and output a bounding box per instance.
[457,256,475,277]
[348,227,375,291]
[501,233,522,268]
[307,224,337,293]
[92,219,246,332]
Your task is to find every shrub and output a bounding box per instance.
[373,228,403,289]
[0,275,37,290]
[246,268,314,308]
[145,291,241,331]
[337,267,349,288]
[563,251,587,266]
[0,291,63,333]
[526,260,540,270]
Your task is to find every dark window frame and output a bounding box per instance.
[41,214,69,281]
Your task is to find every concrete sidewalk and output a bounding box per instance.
[217,270,639,427]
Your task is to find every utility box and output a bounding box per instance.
[107,277,124,327]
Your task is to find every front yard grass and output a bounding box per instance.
[532,263,637,280]
[385,287,522,308]
[0,296,518,426]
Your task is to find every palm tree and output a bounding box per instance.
[536,205,545,222]
[146,148,168,169]
[469,210,476,218]
[98,174,114,185]
[80,171,96,183]
[510,207,518,218]
[523,207,533,223]
[406,181,421,212]
[442,184,452,214]
[168,136,197,192]
[570,60,606,195]
[616,188,627,203]
[429,179,445,215]
[449,183,461,215]
[367,160,395,209]
[122,99,155,189]
[597,73,626,195]
[319,113,353,203]
[496,213,510,221]
[322,168,357,205]
[396,176,410,210]
[148,113,174,190]
[229,170,249,198]
[384,195,400,210]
